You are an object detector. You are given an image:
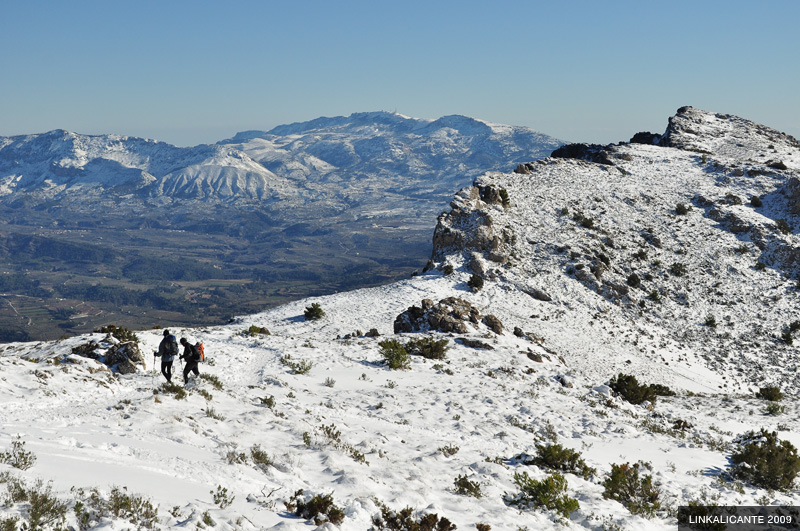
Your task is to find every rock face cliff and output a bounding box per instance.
[431,106,800,391]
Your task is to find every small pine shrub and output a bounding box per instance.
[764,402,786,416]
[159,382,187,400]
[725,193,743,206]
[0,436,36,470]
[468,274,484,292]
[371,501,456,530]
[97,324,138,344]
[776,219,792,234]
[675,203,689,215]
[506,471,580,519]
[439,444,460,457]
[608,373,658,406]
[442,264,455,276]
[304,303,326,321]
[756,261,767,271]
[287,490,345,526]
[453,474,482,498]
[211,485,235,509]
[499,188,510,208]
[378,339,411,370]
[626,273,641,288]
[573,212,595,229]
[250,444,273,471]
[730,429,800,491]
[199,373,223,390]
[603,462,661,518]
[531,443,595,480]
[279,354,313,374]
[781,328,794,345]
[648,290,661,302]
[244,325,270,336]
[751,195,763,207]
[669,262,687,277]
[405,336,449,360]
[705,315,717,328]
[756,386,784,402]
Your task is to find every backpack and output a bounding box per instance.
[165,335,179,357]
[195,342,205,362]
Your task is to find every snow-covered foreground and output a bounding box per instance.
[1,269,798,530]
[1,106,800,529]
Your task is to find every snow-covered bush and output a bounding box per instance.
[608,373,674,406]
[378,339,411,370]
[468,273,484,292]
[528,443,595,480]
[675,203,689,215]
[404,336,449,360]
[602,462,661,518]
[96,324,139,344]
[286,489,345,526]
[756,386,784,402]
[0,436,36,471]
[505,471,580,519]
[453,474,482,498]
[370,500,456,530]
[730,429,800,491]
[304,303,326,321]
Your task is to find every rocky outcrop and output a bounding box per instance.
[106,342,145,374]
[431,186,499,260]
[551,143,615,165]
[394,297,482,334]
[71,339,146,374]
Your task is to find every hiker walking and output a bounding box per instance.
[179,337,201,385]
[155,329,179,383]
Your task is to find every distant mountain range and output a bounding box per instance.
[0,112,563,340]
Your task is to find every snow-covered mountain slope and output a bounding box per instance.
[0,130,291,201]
[220,111,562,201]
[1,107,799,530]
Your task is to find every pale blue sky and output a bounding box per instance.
[1,1,798,146]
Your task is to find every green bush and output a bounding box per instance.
[304,303,326,321]
[378,339,411,370]
[499,188,510,208]
[756,386,784,402]
[157,381,187,400]
[279,354,313,375]
[530,443,595,480]
[442,264,455,276]
[608,373,658,406]
[705,315,717,328]
[669,262,687,277]
[405,337,449,360]
[468,274,484,292]
[198,373,223,390]
[776,219,792,235]
[626,273,641,288]
[244,325,270,336]
[287,490,345,526]
[96,324,139,344]
[371,501,456,530]
[675,203,689,215]
[750,196,763,207]
[730,429,800,491]
[0,436,36,470]
[453,474,482,498]
[506,471,580,519]
[602,462,661,518]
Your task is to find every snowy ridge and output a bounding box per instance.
[1,107,800,529]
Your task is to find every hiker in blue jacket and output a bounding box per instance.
[155,329,179,383]
[179,337,201,385]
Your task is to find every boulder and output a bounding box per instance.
[105,342,145,374]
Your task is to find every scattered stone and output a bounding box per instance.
[482,314,504,335]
